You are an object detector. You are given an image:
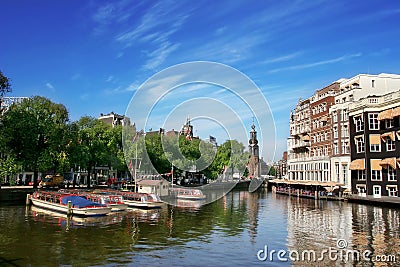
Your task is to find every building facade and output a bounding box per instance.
[349,90,400,197]
[287,73,400,192]
[98,112,131,127]
[287,98,310,180]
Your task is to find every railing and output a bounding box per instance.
[292,140,310,149]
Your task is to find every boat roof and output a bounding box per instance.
[61,196,105,208]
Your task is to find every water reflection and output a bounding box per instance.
[29,206,124,229]
[282,194,400,266]
[0,190,399,266]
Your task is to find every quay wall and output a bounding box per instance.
[0,186,35,204]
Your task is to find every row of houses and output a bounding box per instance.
[286,73,400,198]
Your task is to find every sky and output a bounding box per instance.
[1,0,400,162]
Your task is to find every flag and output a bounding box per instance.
[129,160,133,170]
[132,132,137,143]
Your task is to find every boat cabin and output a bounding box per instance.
[137,179,169,196]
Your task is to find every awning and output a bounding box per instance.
[396,130,400,141]
[397,158,400,168]
[320,115,328,122]
[392,106,400,117]
[352,114,363,122]
[386,185,397,191]
[377,109,393,121]
[379,158,396,169]
[371,159,382,171]
[322,181,345,187]
[349,159,365,170]
[354,135,364,143]
[369,134,381,145]
[381,132,395,142]
[302,135,310,141]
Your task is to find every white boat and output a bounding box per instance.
[121,192,164,209]
[29,191,112,217]
[60,190,128,212]
[172,188,207,201]
[96,190,164,209]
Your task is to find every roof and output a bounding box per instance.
[137,179,168,186]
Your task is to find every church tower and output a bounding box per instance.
[180,117,193,140]
[248,123,260,178]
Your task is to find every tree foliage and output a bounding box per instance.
[0,96,69,187]
[0,94,251,186]
[0,70,12,98]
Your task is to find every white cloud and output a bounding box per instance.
[269,53,362,73]
[262,51,304,64]
[46,82,55,91]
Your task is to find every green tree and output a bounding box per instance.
[268,166,276,176]
[0,96,69,188]
[0,70,12,98]
[75,117,112,188]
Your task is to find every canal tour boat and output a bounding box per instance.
[170,188,207,201]
[96,189,164,209]
[60,190,128,212]
[118,191,164,209]
[29,191,112,217]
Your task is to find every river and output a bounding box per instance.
[0,189,399,266]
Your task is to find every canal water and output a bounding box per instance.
[0,189,399,266]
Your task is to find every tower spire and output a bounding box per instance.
[248,123,260,178]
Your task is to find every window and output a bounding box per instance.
[372,80,375,88]
[357,170,365,180]
[333,112,338,123]
[342,142,349,154]
[335,163,340,180]
[373,185,381,196]
[354,116,364,132]
[333,126,338,138]
[387,186,397,197]
[385,119,394,129]
[388,166,396,181]
[370,143,380,152]
[342,164,347,184]
[355,136,365,153]
[371,170,382,181]
[356,184,366,193]
[386,139,396,151]
[368,113,379,130]
[333,143,338,155]
[369,135,381,152]
[342,125,349,137]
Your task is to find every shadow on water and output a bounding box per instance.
[0,256,23,267]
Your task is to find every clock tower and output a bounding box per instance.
[248,123,260,178]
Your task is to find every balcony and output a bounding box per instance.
[292,140,310,149]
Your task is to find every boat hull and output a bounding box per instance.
[123,199,164,209]
[109,203,128,212]
[31,198,111,217]
[177,195,207,201]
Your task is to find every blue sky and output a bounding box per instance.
[1,0,400,162]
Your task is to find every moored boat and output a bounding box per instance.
[29,191,112,217]
[60,189,128,212]
[96,189,164,209]
[170,188,207,201]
